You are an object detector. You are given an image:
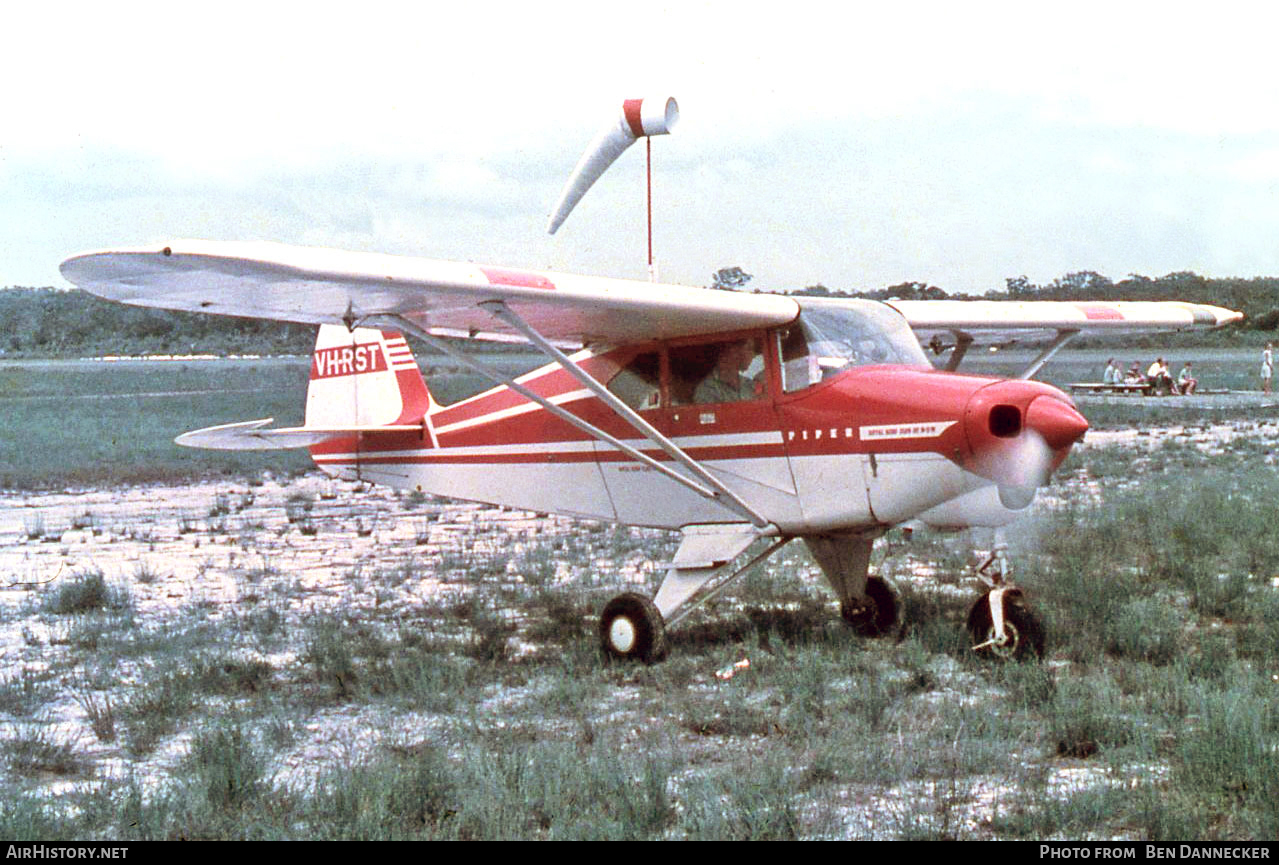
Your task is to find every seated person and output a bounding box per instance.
[1147,357,1174,392]
[1123,363,1145,385]
[1177,362,1198,395]
[693,339,763,404]
[1103,358,1120,385]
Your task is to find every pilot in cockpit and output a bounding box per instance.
[694,339,763,404]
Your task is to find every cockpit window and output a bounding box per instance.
[670,337,766,406]
[606,351,662,410]
[779,301,928,393]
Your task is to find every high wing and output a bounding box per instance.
[61,240,1242,356]
[883,297,1241,375]
[60,240,799,348]
[887,298,1241,343]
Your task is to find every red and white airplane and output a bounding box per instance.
[60,239,1240,661]
[58,97,1241,661]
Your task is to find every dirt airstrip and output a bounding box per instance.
[2,416,1277,839]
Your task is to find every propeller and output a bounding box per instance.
[995,429,1053,510]
[967,393,1088,510]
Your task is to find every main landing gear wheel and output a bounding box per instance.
[599,592,668,664]
[967,590,1045,661]
[840,575,901,637]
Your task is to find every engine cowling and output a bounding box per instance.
[962,380,1088,506]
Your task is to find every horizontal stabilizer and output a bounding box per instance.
[174,418,423,451]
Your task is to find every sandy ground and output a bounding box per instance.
[1,474,559,616]
[1,417,1270,836]
[1079,416,1279,454]
[0,474,637,791]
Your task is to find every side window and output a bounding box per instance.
[779,326,819,393]
[670,337,765,406]
[606,351,662,411]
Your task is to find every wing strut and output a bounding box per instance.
[480,300,773,530]
[1019,330,1079,380]
[944,331,974,372]
[363,312,773,530]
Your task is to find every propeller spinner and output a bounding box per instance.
[964,385,1089,509]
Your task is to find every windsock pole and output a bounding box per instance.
[647,136,656,282]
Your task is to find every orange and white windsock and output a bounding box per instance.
[547,96,679,234]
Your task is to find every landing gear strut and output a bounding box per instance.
[807,533,902,639]
[598,527,792,663]
[965,539,1045,660]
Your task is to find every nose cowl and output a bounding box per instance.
[962,382,1089,494]
[1024,395,1089,451]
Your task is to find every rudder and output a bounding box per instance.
[306,325,431,429]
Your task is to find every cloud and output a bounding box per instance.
[7,1,1279,290]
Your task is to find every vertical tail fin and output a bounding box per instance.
[306,325,431,429]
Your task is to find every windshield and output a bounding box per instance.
[779,300,929,392]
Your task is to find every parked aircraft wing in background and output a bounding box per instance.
[888,298,1242,345]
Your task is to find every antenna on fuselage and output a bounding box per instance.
[547,96,679,282]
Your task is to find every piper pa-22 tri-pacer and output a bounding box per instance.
[60,100,1242,663]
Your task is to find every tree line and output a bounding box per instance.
[717,267,1279,327]
[797,270,1279,326]
[0,288,316,358]
[5,268,1279,358]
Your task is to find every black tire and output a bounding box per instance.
[967,590,1045,661]
[840,575,901,637]
[599,592,668,663]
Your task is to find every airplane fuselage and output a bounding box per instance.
[308,325,1083,534]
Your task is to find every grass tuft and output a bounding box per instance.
[4,723,92,778]
[43,568,132,615]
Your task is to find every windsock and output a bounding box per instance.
[547,96,679,234]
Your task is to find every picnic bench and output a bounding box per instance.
[1069,381,1155,396]
[1068,382,1231,397]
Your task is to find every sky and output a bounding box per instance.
[4,1,1279,296]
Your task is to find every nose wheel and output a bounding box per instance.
[599,592,668,663]
[967,589,1045,660]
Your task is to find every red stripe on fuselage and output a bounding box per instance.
[309,359,1056,474]
[313,441,793,468]
[428,355,617,431]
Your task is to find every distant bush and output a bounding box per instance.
[1249,308,1279,331]
[43,569,131,615]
